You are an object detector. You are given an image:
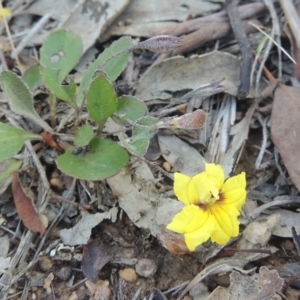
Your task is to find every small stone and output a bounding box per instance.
[281,239,294,251]
[39,257,53,272]
[119,268,138,283]
[135,258,157,278]
[163,162,171,172]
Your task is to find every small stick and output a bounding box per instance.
[279,0,300,49]
[0,1,22,73]
[155,3,266,36]
[225,0,252,99]
[137,156,174,180]
[11,13,51,59]
[25,140,50,191]
[51,192,92,211]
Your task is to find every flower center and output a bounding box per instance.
[197,192,220,210]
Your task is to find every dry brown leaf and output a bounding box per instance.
[82,239,113,283]
[60,208,118,245]
[233,214,280,262]
[277,262,300,279]
[135,51,266,103]
[22,0,129,53]
[156,229,190,255]
[86,280,111,300]
[271,84,300,192]
[94,280,111,300]
[101,0,220,39]
[207,267,284,300]
[12,171,48,234]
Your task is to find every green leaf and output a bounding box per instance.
[112,96,147,125]
[87,73,117,127]
[40,29,82,83]
[40,67,77,108]
[0,122,41,163]
[74,124,94,147]
[76,36,132,106]
[63,78,77,100]
[132,116,157,138]
[56,138,129,180]
[0,71,53,132]
[0,159,23,193]
[119,116,157,156]
[23,64,43,91]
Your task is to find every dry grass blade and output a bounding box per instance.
[249,21,296,64]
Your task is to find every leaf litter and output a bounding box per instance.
[1,0,300,299]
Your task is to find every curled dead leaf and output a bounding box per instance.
[41,131,64,153]
[271,84,300,192]
[157,109,207,130]
[86,279,111,300]
[156,229,190,255]
[207,266,284,300]
[133,35,182,53]
[82,239,113,283]
[12,171,48,234]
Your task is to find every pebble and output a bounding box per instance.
[163,162,171,172]
[119,268,138,283]
[39,257,53,272]
[135,258,157,278]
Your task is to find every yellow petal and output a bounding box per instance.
[166,205,208,234]
[205,162,225,191]
[174,173,199,205]
[211,205,240,240]
[184,213,215,250]
[221,172,247,210]
[191,172,212,203]
[222,172,246,192]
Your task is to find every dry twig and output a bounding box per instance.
[225,0,252,99]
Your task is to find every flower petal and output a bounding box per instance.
[191,172,212,203]
[174,173,199,205]
[166,205,209,234]
[221,172,247,210]
[184,213,215,250]
[210,205,240,244]
[222,172,246,192]
[205,162,225,191]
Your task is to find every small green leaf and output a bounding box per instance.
[0,159,23,193]
[40,67,77,108]
[0,122,41,163]
[40,29,82,83]
[132,116,157,138]
[63,78,77,100]
[119,116,157,156]
[74,124,94,147]
[119,134,150,157]
[87,73,117,127]
[56,138,129,180]
[0,71,53,132]
[76,36,132,106]
[112,96,147,125]
[23,64,43,91]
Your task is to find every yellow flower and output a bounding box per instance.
[166,163,246,251]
